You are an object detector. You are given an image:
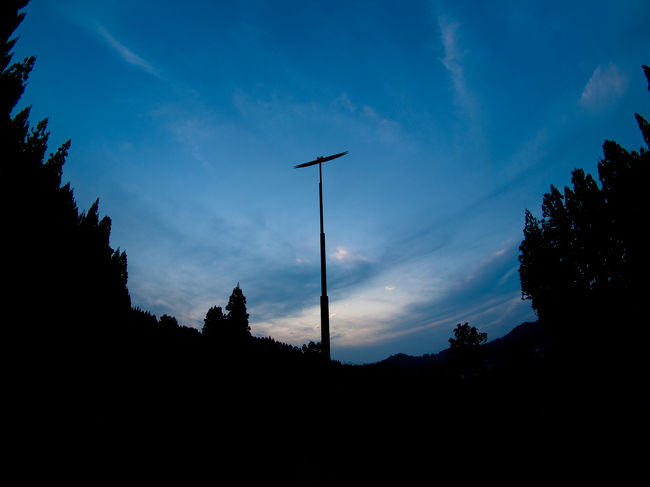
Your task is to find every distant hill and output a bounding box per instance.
[377,351,446,369]
[482,320,550,355]
[378,321,550,369]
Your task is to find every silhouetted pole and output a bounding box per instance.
[295,151,348,362]
[317,162,330,361]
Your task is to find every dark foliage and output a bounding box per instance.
[445,322,488,376]
[201,304,225,337]
[448,322,487,351]
[225,282,251,339]
[513,68,650,484]
[301,339,323,357]
[3,1,131,436]
[1,4,130,335]
[201,284,253,358]
[519,67,650,360]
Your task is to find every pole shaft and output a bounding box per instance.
[319,163,330,361]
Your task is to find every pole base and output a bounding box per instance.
[320,295,330,361]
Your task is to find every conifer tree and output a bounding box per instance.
[226,283,251,341]
[202,285,250,346]
[1,1,130,344]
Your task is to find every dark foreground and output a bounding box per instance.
[10,324,648,486]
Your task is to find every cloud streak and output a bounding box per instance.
[247,228,534,364]
[438,16,476,120]
[95,24,162,78]
[579,63,627,111]
[327,242,534,363]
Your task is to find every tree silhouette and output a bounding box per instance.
[447,323,487,375]
[159,314,180,331]
[449,322,488,350]
[225,283,251,341]
[519,65,649,350]
[447,323,487,384]
[201,284,251,348]
[1,0,131,384]
[202,305,225,337]
[301,340,323,358]
[0,3,142,452]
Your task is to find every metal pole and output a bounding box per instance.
[294,151,346,362]
[319,163,330,361]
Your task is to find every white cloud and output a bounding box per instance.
[438,16,474,117]
[439,17,463,80]
[333,92,356,113]
[579,63,627,111]
[333,246,349,262]
[58,6,163,79]
[437,15,484,149]
[330,245,372,265]
[95,24,161,78]
[248,240,535,363]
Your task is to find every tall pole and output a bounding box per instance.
[319,163,330,361]
[294,151,347,363]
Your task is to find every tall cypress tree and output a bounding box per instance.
[226,283,251,342]
[1,1,130,368]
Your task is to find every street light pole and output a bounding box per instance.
[318,161,330,361]
[295,151,348,362]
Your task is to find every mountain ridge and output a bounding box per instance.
[377,321,549,368]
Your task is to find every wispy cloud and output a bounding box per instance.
[331,245,371,265]
[438,16,476,120]
[95,24,161,78]
[439,17,463,83]
[579,63,627,111]
[249,234,534,364]
[333,246,349,262]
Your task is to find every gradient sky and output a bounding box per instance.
[13,0,650,363]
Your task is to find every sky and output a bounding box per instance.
[13,0,650,363]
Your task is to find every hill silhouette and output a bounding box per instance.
[379,320,550,368]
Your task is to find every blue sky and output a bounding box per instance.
[14,0,650,363]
